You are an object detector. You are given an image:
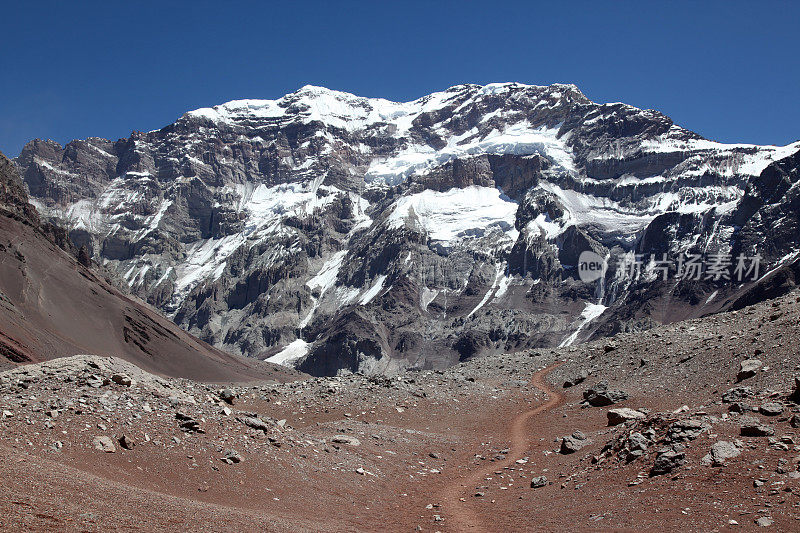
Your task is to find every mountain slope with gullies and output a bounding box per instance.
[14,83,800,375]
[0,152,299,382]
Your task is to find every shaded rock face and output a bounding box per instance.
[13,83,800,376]
[0,153,75,256]
[583,381,628,407]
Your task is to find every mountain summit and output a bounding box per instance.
[14,83,800,375]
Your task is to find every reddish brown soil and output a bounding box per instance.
[0,214,299,383]
[1,291,799,531]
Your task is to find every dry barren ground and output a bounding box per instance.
[1,290,799,531]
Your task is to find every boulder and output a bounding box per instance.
[755,517,774,527]
[583,381,628,407]
[740,416,774,437]
[722,386,753,403]
[331,435,361,446]
[790,377,800,403]
[727,402,750,413]
[650,449,685,476]
[176,412,205,434]
[758,402,784,416]
[737,359,762,382]
[219,388,236,405]
[92,435,116,453]
[530,476,548,488]
[560,430,591,454]
[624,432,650,462]
[563,370,588,388]
[221,450,242,464]
[111,373,134,387]
[666,419,707,442]
[118,434,136,450]
[607,408,646,426]
[240,416,271,432]
[702,441,741,466]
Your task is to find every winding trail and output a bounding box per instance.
[437,362,564,532]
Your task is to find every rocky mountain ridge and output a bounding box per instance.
[13,83,800,375]
[0,152,295,382]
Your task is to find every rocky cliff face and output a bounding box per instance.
[0,151,296,381]
[14,83,800,375]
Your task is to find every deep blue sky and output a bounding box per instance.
[1,1,798,157]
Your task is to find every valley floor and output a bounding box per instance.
[1,290,799,531]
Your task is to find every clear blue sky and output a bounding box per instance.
[1,0,798,157]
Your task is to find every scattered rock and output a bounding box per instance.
[791,414,800,428]
[221,450,242,464]
[666,419,707,442]
[92,436,116,453]
[740,416,774,437]
[737,359,762,382]
[530,476,548,488]
[563,370,588,388]
[219,388,236,405]
[607,408,645,426]
[727,402,750,413]
[722,386,754,403]
[758,402,784,416]
[560,431,591,454]
[790,377,800,403]
[331,435,361,446]
[650,449,685,476]
[755,516,774,527]
[702,441,741,466]
[583,381,628,407]
[118,434,136,450]
[111,373,134,387]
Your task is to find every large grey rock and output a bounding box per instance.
[219,388,236,405]
[607,408,645,426]
[624,432,650,462]
[240,416,271,432]
[740,416,774,437]
[650,449,685,476]
[737,359,763,382]
[758,402,784,416]
[790,377,800,403]
[111,373,134,387]
[118,434,136,450]
[92,435,116,453]
[560,430,591,454]
[563,370,588,388]
[702,441,741,466]
[666,419,707,442]
[583,381,628,407]
[722,386,754,403]
[530,476,548,488]
[331,435,361,446]
[221,450,242,464]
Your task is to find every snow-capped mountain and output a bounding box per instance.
[14,83,800,375]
